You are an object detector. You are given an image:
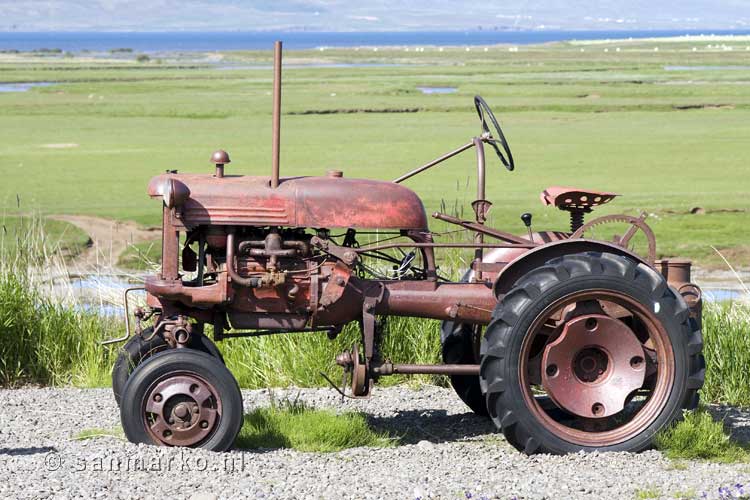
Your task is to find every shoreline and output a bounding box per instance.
[3,29,750,53]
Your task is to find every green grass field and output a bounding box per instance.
[1,38,750,268]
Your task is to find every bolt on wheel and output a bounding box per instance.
[521,292,673,445]
[120,349,243,452]
[144,374,221,447]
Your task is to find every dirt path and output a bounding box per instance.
[50,215,160,270]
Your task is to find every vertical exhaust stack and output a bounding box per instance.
[271,41,282,188]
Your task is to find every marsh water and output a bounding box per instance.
[3,30,750,53]
[0,82,53,92]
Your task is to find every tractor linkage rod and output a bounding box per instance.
[373,362,479,376]
[432,212,538,246]
[392,140,475,184]
[355,241,536,253]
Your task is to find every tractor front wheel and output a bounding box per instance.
[120,350,243,451]
[480,252,704,454]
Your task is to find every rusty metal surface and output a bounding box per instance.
[432,212,537,246]
[570,213,657,264]
[375,278,496,324]
[143,373,221,447]
[540,186,618,210]
[271,41,282,189]
[655,258,703,327]
[148,173,429,230]
[210,150,230,178]
[210,149,230,164]
[519,290,675,447]
[540,186,618,232]
[492,238,654,298]
[541,314,646,418]
[392,140,474,184]
[373,362,480,376]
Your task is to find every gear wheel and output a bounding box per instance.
[569,214,656,264]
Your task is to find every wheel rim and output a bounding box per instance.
[142,372,222,447]
[519,289,675,447]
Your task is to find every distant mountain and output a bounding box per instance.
[2,0,749,32]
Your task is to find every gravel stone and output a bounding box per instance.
[0,386,748,499]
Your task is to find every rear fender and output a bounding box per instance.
[465,230,568,283]
[491,239,650,299]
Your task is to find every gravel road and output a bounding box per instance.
[0,386,748,499]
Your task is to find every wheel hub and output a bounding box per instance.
[541,314,646,418]
[144,374,220,447]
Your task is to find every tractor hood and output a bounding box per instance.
[148,173,428,230]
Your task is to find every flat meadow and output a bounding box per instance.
[1,38,750,265]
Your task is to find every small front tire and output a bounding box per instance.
[120,350,243,452]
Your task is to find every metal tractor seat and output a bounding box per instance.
[540,186,618,232]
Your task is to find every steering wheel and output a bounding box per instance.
[474,95,515,171]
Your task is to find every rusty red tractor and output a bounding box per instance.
[110,42,704,454]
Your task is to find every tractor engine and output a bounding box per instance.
[208,227,314,328]
[146,221,368,337]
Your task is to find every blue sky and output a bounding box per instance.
[1,1,749,31]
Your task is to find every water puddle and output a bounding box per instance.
[51,273,147,316]
[0,82,54,92]
[416,86,457,94]
[702,288,749,303]
[665,65,750,71]
[216,62,404,71]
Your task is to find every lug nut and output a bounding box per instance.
[335,351,353,367]
[591,403,605,416]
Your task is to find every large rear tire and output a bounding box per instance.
[480,252,704,454]
[120,349,243,452]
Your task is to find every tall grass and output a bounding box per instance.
[220,315,444,389]
[0,216,119,386]
[701,302,750,406]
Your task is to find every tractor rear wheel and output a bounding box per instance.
[112,327,224,406]
[441,272,489,416]
[441,320,488,416]
[480,252,704,454]
[120,349,243,451]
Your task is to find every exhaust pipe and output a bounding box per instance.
[271,40,282,188]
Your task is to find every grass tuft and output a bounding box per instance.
[74,427,124,441]
[634,487,661,500]
[235,395,396,452]
[655,408,749,463]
